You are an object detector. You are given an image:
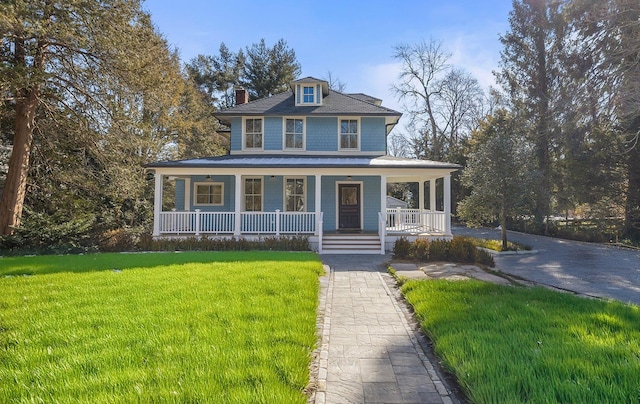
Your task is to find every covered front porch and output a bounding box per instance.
[147,155,458,254]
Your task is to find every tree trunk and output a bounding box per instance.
[501,203,508,251]
[0,89,39,235]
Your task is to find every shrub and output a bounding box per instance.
[428,239,449,261]
[0,210,96,254]
[137,235,310,252]
[473,248,495,267]
[449,236,476,262]
[412,238,429,261]
[392,236,494,267]
[393,236,412,259]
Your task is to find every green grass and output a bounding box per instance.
[0,251,322,403]
[401,279,640,403]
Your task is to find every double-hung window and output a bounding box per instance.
[194,182,224,206]
[302,86,315,103]
[284,118,304,150]
[244,178,262,211]
[244,118,263,149]
[285,178,305,212]
[340,119,359,150]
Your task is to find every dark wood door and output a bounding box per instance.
[338,184,361,230]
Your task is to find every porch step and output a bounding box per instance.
[321,234,383,254]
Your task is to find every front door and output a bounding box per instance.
[338,184,361,230]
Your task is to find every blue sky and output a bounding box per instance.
[144,0,513,116]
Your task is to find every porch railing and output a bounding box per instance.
[158,210,316,235]
[385,208,446,234]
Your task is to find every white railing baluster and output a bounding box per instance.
[159,211,318,235]
[385,208,446,234]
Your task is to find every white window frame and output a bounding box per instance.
[243,177,263,212]
[243,117,264,150]
[338,117,360,151]
[283,117,306,151]
[193,182,224,206]
[302,85,315,104]
[283,177,306,212]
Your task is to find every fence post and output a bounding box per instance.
[195,209,201,236]
[317,212,324,254]
[275,210,280,236]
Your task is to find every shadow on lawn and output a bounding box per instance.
[0,251,320,276]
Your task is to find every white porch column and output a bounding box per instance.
[315,175,321,235]
[418,179,425,211]
[380,175,387,254]
[430,179,436,212]
[152,173,162,236]
[234,174,242,236]
[380,175,387,212]
[444,174,452,236]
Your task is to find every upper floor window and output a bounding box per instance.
[303,86,315,103]
[295,83,323,106]
[284,118,304,150]
[194,182,224,206]
[244,118,263,149]
[340,119,359,150]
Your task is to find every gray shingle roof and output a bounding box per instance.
[214,90,401,125]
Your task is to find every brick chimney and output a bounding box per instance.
[235,87,249,105]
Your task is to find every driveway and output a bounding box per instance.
[452,225,640,306]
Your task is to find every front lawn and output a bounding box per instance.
[402,279,640,403]
[0,251,322,403]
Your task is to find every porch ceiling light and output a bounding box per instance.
[205,175,212,180]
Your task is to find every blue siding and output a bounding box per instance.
[263,176,283,211]
[306,176,315,212]
[264,117,282,151]
[230,117,242,151]
[307,117,338,151]
[362,176,381,231]
[361,117,386,152]
[321,177,337,231]
[188,175,235,212]
[175,179,186,210]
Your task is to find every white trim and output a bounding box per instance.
[335,181,364,230]
[242,117,264,151]
[295,84,322,106]
[193,181,224,206]
[230,149,383,156]
[153,173,162,236]
[184,177,191,210]
[243,176,264,212]
[283,177,307,212]
[338,117,361,151]
[282,117,306,151]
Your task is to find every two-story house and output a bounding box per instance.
[147,77,459,253]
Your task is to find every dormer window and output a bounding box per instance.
[303,86,315,103]
[295,82,324,106]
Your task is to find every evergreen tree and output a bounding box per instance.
[242,38,301,100]
[496,0,565,234]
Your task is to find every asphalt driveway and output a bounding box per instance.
[453,225,640,306]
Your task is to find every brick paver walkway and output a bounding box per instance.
[314,256,454,404]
